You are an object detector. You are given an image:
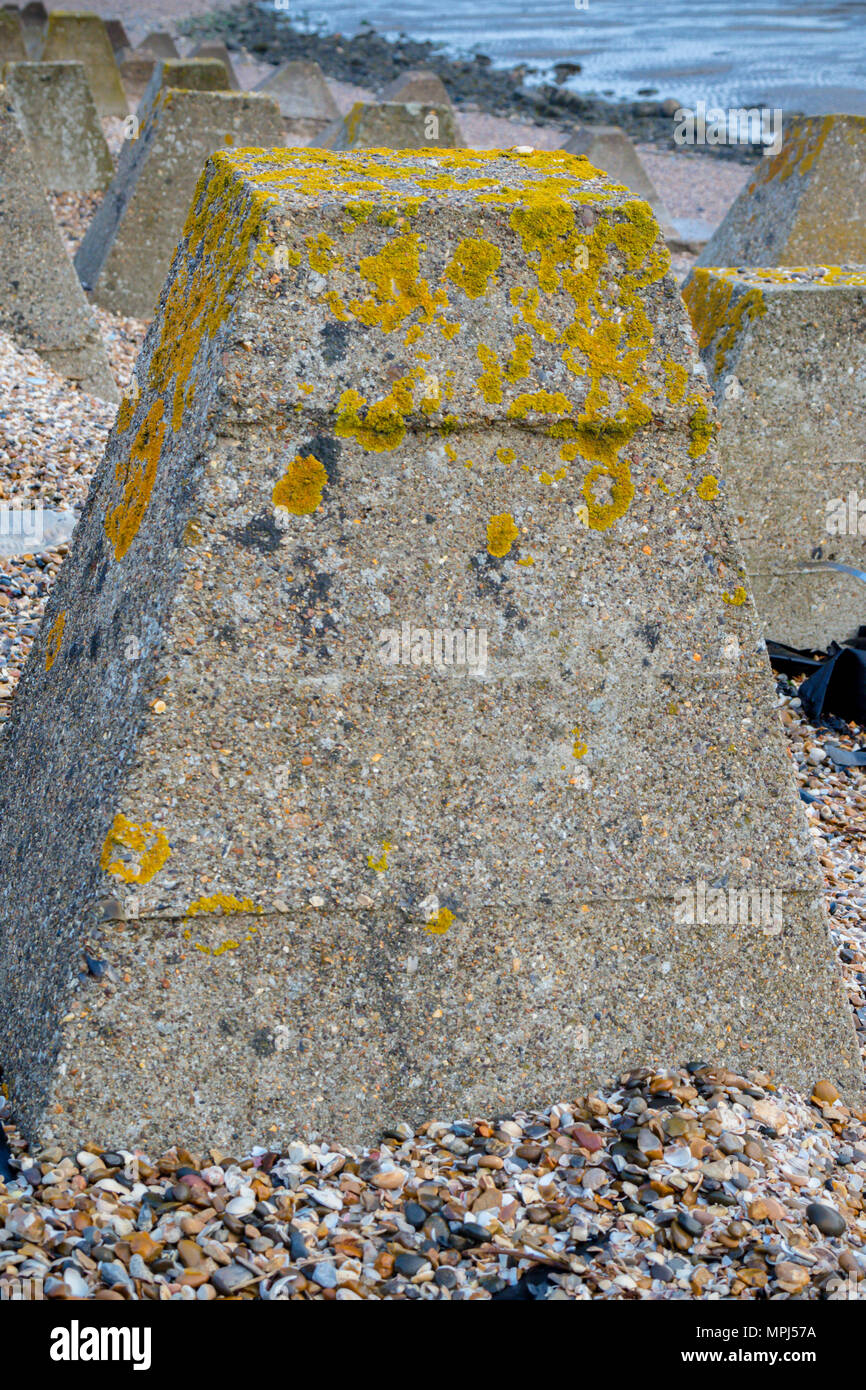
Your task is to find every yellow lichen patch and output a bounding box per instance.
[305,231,343,275]
[504,332,533,383]
[272,453,328,515]
[44,611,65,671]
[444,236,501,298]
[185,923,260,957]
[682,270,766,376]
[184,893,263,917]
[104,399,167,561]
[100,813,170,885]
[696,473,720,500]
[688,401,715,459]
[336,380,414,452]
[368,841,392,871]
[572,727,588,758]
[425,907,454,935]
[751,115,834,189]
[476,344,503,404]
[723,585,748,606]
[496,446,515,465]
[507,390,572,421]
[348,232,446,334]
[486,512,519,557]
[663,359,689,405]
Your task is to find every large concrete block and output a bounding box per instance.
[683,264,866,648]
[563,126,676,240]
[18,2,45,56]
[0,10,27,62]
[134,58,230,116]
[140,30,178,61]
[316,100,464,150]
[697,115,866,268]
[74,88,283,317]
[36,10,127,117]
[255,59,339,142]
[104,18,129,55]
[0,148,857,1151]
[381,68,453,108]
[3,59,113,191]
[0,90,117,399]
[190,40,239,90]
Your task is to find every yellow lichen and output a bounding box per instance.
[663,358,689,405]
[272,453,328,515]
[444,236,501,298]
[723,585,748,606]
[104,399,167,561]
[336,381,414,452]
[368,841,392,871]
[100,813,170,885]
[486,512,519,557]
[696,473,720,500]
[476,344,503,404]
[185,893,263,917]
[425,907,454,935]
[688,401,715,459]
[44,611,65,671]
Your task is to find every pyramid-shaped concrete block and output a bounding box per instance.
[255,59,339,141]
[0,148,857,1151]
[134,57,230,116]
[316,100,464,150]
[563,125,676,239]
[0,92,117,399]
[4,60,114,191]
[36,11,127,116]
[18,2,45,56]
[381,68,453,108]
[190,40,239,89]
[140,30,178,60]
[0,9,27,62]
[697,115,866,267]
[683,264,866,647]
[74,88,283,317]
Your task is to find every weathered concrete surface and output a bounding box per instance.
[563,125,676,240]
[36,11,127,117]
[74,88,282,317]
[19,2,45,57]
[0,10,27,63]
[0,91,117,399]
[697,115,866,268]
[255,59,339,142]
[316,100,464,150]
[135,58,230,117]
[140,30,178,60]
[190,40,239,89]
[0,148,857,1152]
[683,264,866,648]
[3,60,113,192]
[381,68,454,108]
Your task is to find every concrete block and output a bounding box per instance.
[36,10,127,117]
[190,40,239,90]
[0,148,856,1150]
[3,59,113,191]
[255,59,339,142]
[683,264,866,647]
[74,88,284,316]
[697,115,866,268]
[563,125,676,239]
[0,90,117,399]
[316,100,464,150]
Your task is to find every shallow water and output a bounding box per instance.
[279,0,866,114]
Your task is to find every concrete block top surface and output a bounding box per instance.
[697,114,866,268]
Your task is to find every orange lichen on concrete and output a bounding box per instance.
[273,454,328,514]
[486,512,519,557]
[104,399,167,560]
[44,611,66,671]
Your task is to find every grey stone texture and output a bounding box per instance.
[74,88,283,317]
[683,265,866,648]
[0,90,117,399]
[36,11,127,117]
[697,115,866,268]
[3,60,113,191]
[563,125,676,239]
[255,59,339,142]
[316,100,464,150]
[190,40,239,90]
[381,69,454,108]
[0,10,26,63]
[0,149,857,1152]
